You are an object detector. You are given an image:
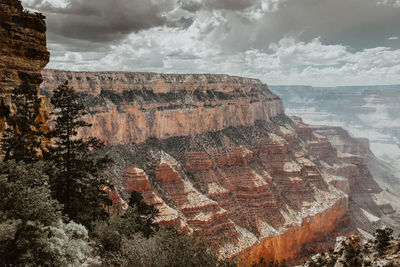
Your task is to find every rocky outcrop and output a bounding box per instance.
[302,233,400,267]
[0,0,49,94]
[0,0,50,130]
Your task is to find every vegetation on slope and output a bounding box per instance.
[302,228,400,267]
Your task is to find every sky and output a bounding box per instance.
[22,0,400,86]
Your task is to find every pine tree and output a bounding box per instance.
[1,79,44,162]
[127,191,159,237]
[0,160,91,266]
[47,82,112,229]
[374,228,393,256]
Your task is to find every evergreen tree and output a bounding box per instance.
[128,191,159,237]
[94,191,159,260]
[1,78,44,162]
[47,82,112,229]
[374,228,393,256]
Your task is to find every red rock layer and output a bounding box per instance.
[239,198,350,265]
[99,117,351,258]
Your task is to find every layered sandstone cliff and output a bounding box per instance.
[41,70,284,144]
[0,0,49,129]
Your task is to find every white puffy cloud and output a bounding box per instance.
[46,28,400,86]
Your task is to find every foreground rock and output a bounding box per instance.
[0,0,49,93]
[0,0,50,131]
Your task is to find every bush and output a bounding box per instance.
[119,229,232,267]
[0,160,91,266]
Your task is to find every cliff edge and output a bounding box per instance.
[41,70,284,145]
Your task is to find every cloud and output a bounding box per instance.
[179,0,259,12]
[377,0,400,7]
[45,27,400,86]
[23,0,177,43]
[23,0,400,51]
[389,36,399,40]
[21,0,400,86]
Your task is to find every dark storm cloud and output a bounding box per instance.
[25,0,176,43]
[179,0,257,12]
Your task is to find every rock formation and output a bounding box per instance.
[0,0,49,93]
[309,124,400,235]
[302,233,400,267]
[41,70,284,145]
[0,0,50,129]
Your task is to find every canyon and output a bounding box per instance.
[41,70,400,263]
[272,85,400,196]
[2,0,400,264]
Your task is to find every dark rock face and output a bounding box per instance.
[0,0,49,93]
[0,0,50,131]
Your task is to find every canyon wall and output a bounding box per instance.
[310,124,400,234]
[41,70,284,145]
[241,198,349,264]
[271,85,400,192]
